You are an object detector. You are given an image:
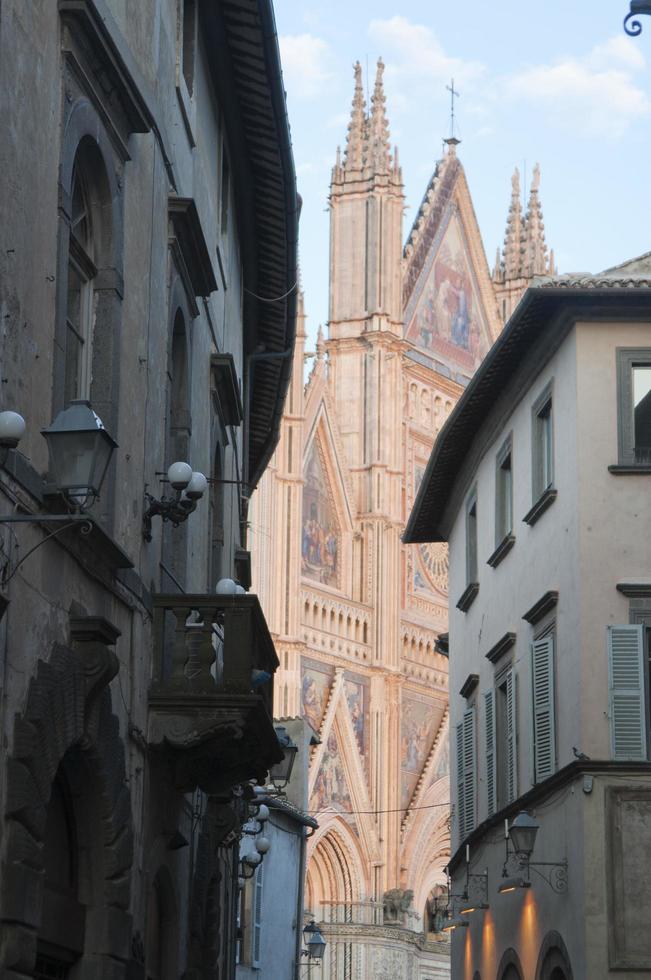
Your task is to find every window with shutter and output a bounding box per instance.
[484,690,497,817]
[252,864,264,967]
[456,722,465,841]
[607,624,647,760]
[532,635,556,783]
[506,667,517,803]
[462,706,476,837]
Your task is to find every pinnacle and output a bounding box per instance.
[343,60,366,171]
[368,57,391,173]
[501,167,525,281]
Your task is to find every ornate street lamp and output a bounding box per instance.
[508,811,539,860]
[499,812,568,894]
[303,920,326,960]
[268,726,298,792]
[41,400,116,506]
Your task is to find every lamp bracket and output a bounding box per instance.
[529,860,568,894]
[625,1,651,35]
[502,850,567,894]
[142,490,197,541]
[0,515,93,586]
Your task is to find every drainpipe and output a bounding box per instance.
[294,824,308,980]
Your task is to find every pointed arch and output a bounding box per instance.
[306,818,370,916]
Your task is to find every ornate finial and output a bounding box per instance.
[367,57,391,173]
[343,61,366,171]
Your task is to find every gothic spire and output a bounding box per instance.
[343,60,366,171]
[501,167,525,281]
[523,164,554,276]
[367,58,391,173]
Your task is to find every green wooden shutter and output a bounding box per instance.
[506,667,517,802]
[532,635,555,782]
[456,722,465,840]
[608,624,647,761]
[462,706,476,837]
[252,863,264,967]
[484,690,497,817]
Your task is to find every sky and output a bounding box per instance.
[274,0,651,344]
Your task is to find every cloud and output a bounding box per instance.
[368,16,485,88]
[506,37,650,138]
[279,34,333,100]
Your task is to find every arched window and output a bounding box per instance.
[65,151,98,404]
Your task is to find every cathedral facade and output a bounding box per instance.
[251,60,553,979]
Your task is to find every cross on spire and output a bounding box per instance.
[446,78,460,140]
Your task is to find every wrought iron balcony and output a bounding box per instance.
[148,594,282,793]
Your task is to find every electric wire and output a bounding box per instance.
[307,800,451,818]
[243,281,298,304]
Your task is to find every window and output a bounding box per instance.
[532,629,556,782]
[457,489,479,611]
[496,439,513,544]
[65,161,97,405]
[607,624,647,760]
[220,144,230,236]
[179,0,197,95]
[466,490,478,585]
[485,666,517,816]
[456,706,476,841]
[532,383,553,501]
[616,349,651,466]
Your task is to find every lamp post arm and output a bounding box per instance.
[0,516,93,586]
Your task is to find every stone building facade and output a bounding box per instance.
[250,60,554,979]
[0,1,296,978]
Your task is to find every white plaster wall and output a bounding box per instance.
[575,320,651,758]
[448,328,581,834]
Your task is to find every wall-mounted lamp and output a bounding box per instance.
[238,794,272,881]
[441,916,468,932]
[142,461,208,541]
[302,920,327,961]
[498,876,531,894]
[267,726,298,794]
[499,812,568,894]
[0,403,118,585]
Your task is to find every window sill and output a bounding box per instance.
[608,464,651,474]
[523,487,557,526]
[487,534,515,568]
[456,582,479,613]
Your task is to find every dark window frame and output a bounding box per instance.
[616,348,651,467]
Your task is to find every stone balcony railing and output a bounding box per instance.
[148,594,282,794]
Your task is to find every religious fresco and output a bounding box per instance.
[302,439,339,587]
[301,657,334,734]
[405,217,489,372]
[310,728,353,814]
[412,463,449,597]
[400,696,435,809]
[344,671,369,757]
